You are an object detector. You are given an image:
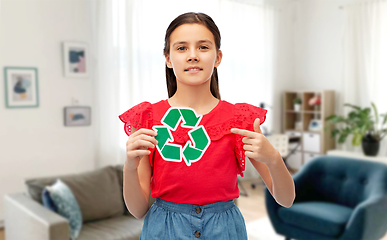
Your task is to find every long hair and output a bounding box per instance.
[163,12,221,99]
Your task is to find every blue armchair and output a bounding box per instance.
[265,155,387,240]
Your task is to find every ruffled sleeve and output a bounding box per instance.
[234,103,268,176]
[118,101,153,136]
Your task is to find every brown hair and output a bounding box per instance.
[163,12,221,99]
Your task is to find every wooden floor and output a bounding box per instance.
[238,178,268,222]
[0,179,386,240]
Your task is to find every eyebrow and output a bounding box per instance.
[172,40,213,47]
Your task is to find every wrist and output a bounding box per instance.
[124,160,138,172]
[266,151,283,169]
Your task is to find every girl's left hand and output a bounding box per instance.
[231,118,279,165]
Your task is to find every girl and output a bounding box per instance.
[119,12,295,240]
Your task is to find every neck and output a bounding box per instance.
[168,81,219,115]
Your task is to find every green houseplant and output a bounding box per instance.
[293,98,302,111]
[325,103,387,156]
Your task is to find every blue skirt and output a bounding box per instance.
[140,198,247,240]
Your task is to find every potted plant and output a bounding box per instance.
[293,98,302,111]
[325,103,387,156]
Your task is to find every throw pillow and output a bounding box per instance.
[41,188,57,212]
[46,179,82,240]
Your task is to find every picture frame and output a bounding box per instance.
[64,106,91,126]
[62,42,89,78]
[4,67,39,108]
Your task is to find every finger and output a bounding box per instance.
[130,140,155,149]
[230,128,257,138]
[127,149,151,158]
[242,137,259,145]
[245,151,258,160]
[254,118,262,134]
[131,128,157,137]
[130,134,158,146]
[243,144,258,152]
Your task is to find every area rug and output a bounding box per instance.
[246,217,283,240]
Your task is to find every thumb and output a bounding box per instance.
[254,118,262,134]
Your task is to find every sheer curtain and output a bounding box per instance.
[91,0,279,167]
[218,1,278,133]
[342,0,387,154]
[90,0,132,167]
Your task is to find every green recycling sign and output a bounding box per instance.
[152,107,211,166]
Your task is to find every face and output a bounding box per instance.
[165,23,222,87]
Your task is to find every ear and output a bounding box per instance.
[215,50,223,68]
[165,55,173,69]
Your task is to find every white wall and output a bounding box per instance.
[0,0,95,220]
[272,0,297,134]
[292,0,379,108]
[292,0,387,155]
[293,0,345,105]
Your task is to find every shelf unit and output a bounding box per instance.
[283,90,335,170]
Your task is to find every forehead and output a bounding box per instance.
[170,23,215,44]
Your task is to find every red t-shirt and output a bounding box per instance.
[119,99,267,205]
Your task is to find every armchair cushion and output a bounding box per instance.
[278,201,353,237]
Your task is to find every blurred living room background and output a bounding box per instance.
[1,0,387,239]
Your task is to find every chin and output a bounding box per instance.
[177,76,212,86]
[178,80,210,87]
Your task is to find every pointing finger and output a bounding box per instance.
[230,128,257,138]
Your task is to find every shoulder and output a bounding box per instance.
[118,101,152,122]
[118,100,168,135]
[234,102,267,125]
[219,101,267,121]
[119,100,167,119]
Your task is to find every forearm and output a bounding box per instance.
[123,164,150,219]
[266,152,295,208]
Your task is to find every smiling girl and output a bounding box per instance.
[119,12,295,239]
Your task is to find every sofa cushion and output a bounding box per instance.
[113,164,157,215]
[113,165,130,216]
[26,166,124,222]
[278,201,353,237]
[77,215,143,240]
[46,179,83,239]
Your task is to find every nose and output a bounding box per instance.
[187,50,199,62]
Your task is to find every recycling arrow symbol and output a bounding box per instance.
[152,107,211,166]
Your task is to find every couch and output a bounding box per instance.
[4,165,152,240]
[265,155,387,240]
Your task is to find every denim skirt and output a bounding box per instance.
[140,198,247,240]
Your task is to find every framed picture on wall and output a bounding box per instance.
[4,67,39,108]
[64,106,91,126]
[62,42,89,78]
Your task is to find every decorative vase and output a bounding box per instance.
[294,104,301,111]
[361,136,380,156]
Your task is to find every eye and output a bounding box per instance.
[177,46,187,51]
[199,45,209,50]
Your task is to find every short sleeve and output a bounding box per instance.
[118,102,153,136]
[234,103,268,176]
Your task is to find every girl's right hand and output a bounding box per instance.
[125,128,158,171]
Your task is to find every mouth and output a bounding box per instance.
[184,67,203,72]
